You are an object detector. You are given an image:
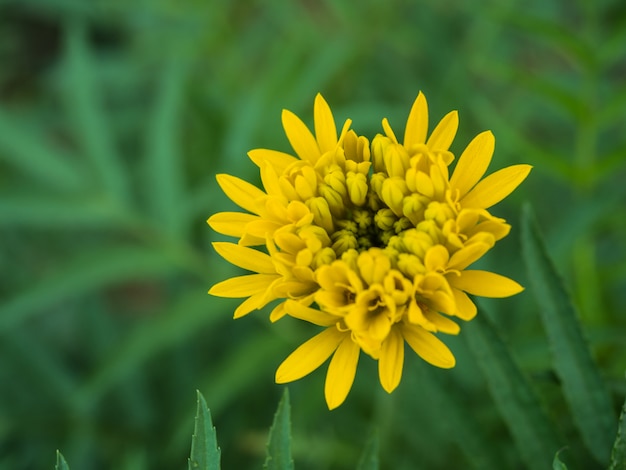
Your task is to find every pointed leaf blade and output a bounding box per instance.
[143,55,189,237]
[264,388,294,470]
[464,309,562,467]
[609,396,626,470]
[521,204,615,464]
[188,390,220,470]
[356,430,379,470]
[63,20,128,201]
[0,111,85,192]
[55,450,70,470]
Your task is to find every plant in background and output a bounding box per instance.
[208,93,531,409]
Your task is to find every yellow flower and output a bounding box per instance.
[208,93,531,409]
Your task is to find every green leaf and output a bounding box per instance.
[356,430,379,470]
[464,309,562,467]
[55,450,70,470]
[63,20,128,202]
[264,388,294,470]
[0,110,85,192]
[75,290,224,408]
[553,448,568,470]
[521,204,615,464]
[188,390,221,470]
[143,55,189,237]
[609,396,626,470]
[0,193,127,229]
[0,246,176,333]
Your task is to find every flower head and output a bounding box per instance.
[208,92,531,409]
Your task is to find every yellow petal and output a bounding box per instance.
[212,242,276,274]
[281,109,320,163]
[461,164,532,209]
[447,242,491,271]
[247,149,298,173]
[244,219,282,240]
[314,93,338,153]
[269,302,286,322]
[378,327,404,393]
[402,324,456,368]
[449,131,495,198]
[325,335,360,410]
[403,92,428,147]
[426,110,458,152]
[451,288,477,320]
[275,327,345,383]
[284,300,339,326]
[207,212,258,237]
[209,273,279,298]
[233,292,268,319]
[424,244,449,271]
[424,311,461,334]
[449,270,524,298]
[216,174,266,214]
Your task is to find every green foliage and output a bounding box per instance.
[464,311,562,467]
[264,388,294,470]
[356,431,379,470]
[1,0,625,468]
[55,450,70,470]
[609,397,626,470]
[188,391,220,470]
[553,449,569,470]
[522,205,616,464]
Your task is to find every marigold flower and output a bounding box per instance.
[208,92,531,409]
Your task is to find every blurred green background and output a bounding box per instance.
[1,0,625,468]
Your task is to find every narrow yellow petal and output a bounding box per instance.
[233,292,269,319]
[281,109,320,164]
[275,327,345,383]
[424,311,461,334]
[209,273,279,298]
[247,149,298,173]
[244,219,282,239]
[424,244,450,271]
[212,242,276,274]
[449,131,495,198]
[461,164,532,209]
[402,324,456,369]
[325,335,360,410]
[207,212,258,237]
[378,327,404,393]
[447,242,492,271]
[269,302,286,322]
[426,110,459,152]
[449,270,524,298]
[451,287,478,320]
[314,93,338,153]
[403,92,428,147]
[216,174,266,214]
[284,300,339,326]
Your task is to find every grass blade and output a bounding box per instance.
[75,290,224,408]
[0,193,124,229]
[63,20,128,201]
[464,309,562,467]
[264,388,294,470]
[55,450,70,470]
[143,55,189,237]
[553,449,569,469]
[0,111,85,192]
[609,396,626,470]
[0,246,176,333]
[188,390,220,470]
[521,204,615,464]
[356,430,379,470]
